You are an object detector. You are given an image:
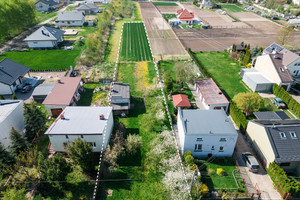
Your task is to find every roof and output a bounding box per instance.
[75,3,99,10]
[252,120,300,163]
[172,94,191,108]
[244,72,274,84]
[253,111,290,120]
[264,42,284,54]
[0,58,30,85]
[57,11,84,21]
[178,109,237,136]
[24,26,65,41]
[195,78,229,105]
[282,50,300,66]
[288,18,300,24]
[268,54,294,83]
[32,83,55,96]
[0,100,23,124]
[36,0,58,6]
[44,106,112,135]
[235,44,245,51]
[43,77,81,105]
[177,9,194,20]
[110,82,130,99]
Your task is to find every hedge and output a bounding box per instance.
[267,162,300,197]
[188,48,212,78]
[229,101,248,133]
[273,84,300,118]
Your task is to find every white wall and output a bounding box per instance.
[177,109,185,153]
[0,102,24,148]
[56,20,84,27]
[0,83,13,95]
[255,55,282,85]
[36,2,49,12]
[27,41,56,48]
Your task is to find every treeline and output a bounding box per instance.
[107,0,134,18]
[0,0,36,44]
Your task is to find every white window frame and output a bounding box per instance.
[290,132,297,139]
[280,132,286,139]
[194,144,202,152]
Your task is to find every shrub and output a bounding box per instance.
[199,183,209,195]
[0,94,4,100]
[207,168,214,175]
[125,134,142,154]
[229,101,248,133]
[184,151,193,159]
[12,93,17,100]
[190,163,197,170]
[185,155,194,166]
[217,168,225,176]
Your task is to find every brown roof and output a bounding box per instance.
[195,78,229,105]
[43,77,81,105]
[177,9,194,21]
[282,51,300,66]
[172,94,191,108]
[269,54,294,83]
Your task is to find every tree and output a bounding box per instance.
[40,153,71,184]
[125,134,142,154]
[164,71,173,93]
[2,187,26,200]
[0,143,14,171]
[67,138,95,172]
[10,127,27,156]
[24,103,46,142]
[232,44,236,52]
[233,92,264,116]
[242,49,251,66]
[276,25,294,46]
[173,62,193,88]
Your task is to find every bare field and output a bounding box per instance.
[156,5,181,14]
[140,2,188,59]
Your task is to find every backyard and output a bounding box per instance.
[221,4,246,12]
[77,83,110,106]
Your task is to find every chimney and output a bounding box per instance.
[100,114,105,120]
[60,113,65,119]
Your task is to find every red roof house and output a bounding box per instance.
[172,94,191,108]
[177,9,194,21]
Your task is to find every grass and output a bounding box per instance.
[163,14,176,21]
[227,14,241,22]
[181,24,202,29]
[221,4,246,12]
[120,23,152,62]
[77,83,109,106]
[193,51,249,100]
[65,5,75,11]
[153,2,178,6]
[0,50,81,71]
[134,2,142,21]
[36,11,57,23]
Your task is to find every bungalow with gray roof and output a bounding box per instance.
[35,0,58,12]
[75,3,100,15]
[56,11,85,27]
[109,82,130,115]
[24,26,65,48]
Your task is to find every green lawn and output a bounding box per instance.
[77,83,109,106]
[120,23,152,62]
[153,2,178,6]
[221,4,246,12]
[0,50,81,71]
[181,24,202,29]
[193,51,249,100]
[163,14,176,21]
[65,5,75,11]
[36,11,57,23]
[227,14,241,22]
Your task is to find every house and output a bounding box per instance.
[45,106,113,152]
[247,119,300,176]
[195,78,229,112]
[24,26,65,49]
[109,82,130,115]
[200,0,212,8]
[56,11,85,27]
[35,0,58,12]
[85,0,111,4]
[32,83,55,103]
[172,94,191,108]
[43,77,83,116]
[0,58,30,95]
[240,68,275,92]
[292,0,300,6]
[75,3,99,15]
[253,111,290,120]
[177,108,238,157]
[0,100,24,148]
[169,8,200,26]
[288,18,300,26]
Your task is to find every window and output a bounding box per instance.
[196,138,203,141]
[219,146,224,152]
[280,68,284,72]
[194,144,202,152]
[211,146,215,150]
[220,138,226,142]
[280,132,286,139]
[66,135,69,139]
[93,142,96,148]
[81,135,84,139]
[290,132,297,139]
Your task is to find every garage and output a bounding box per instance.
[242,72,274,92]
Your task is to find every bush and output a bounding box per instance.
[125,134,142,154]
[207,168,214,175]
[229,101,248,133]
[217,168,225,176]
[184,150,193,159]
[185,155,194,166]
[199,183,209,195]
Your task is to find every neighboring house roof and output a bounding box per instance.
[268,54,294,83]
[195,78,229,105]
[235,44,245,51]
[177,8,194,21]
[282,50,300,66]
[32,83,55,96]
[110,82,130,99]
[253,111,290,120]
[178,109,237,135]
[43,77,81,105]
[57,11,84,21]
[252,120,300,163]
[264,42,284,54]
[24,26,65,42]
[0,58,30,86]
[0,100,23,124]
[75,3,99,10]
[172,94,191,108]
[36,0,58,6]
[44,106,112,135]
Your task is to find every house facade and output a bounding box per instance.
[45,107,114,152]
[247,119,300,176]
[0,100,24,148]
[24,26,65,48]
[177,108,238,157]
[109,82,130,115]
[43,77,83,116]
[0,58,30,95]
[195,78,229,112]
[35,0,57,12]
[56,11,85,27]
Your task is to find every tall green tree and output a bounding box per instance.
[276,25,294,46]
[164,71,173,93]
[173,62,193,88]
[2,187,26,200]
[67,139,95,172]
[233,92,264,116]
[10,127,28,156]
[0,143,14,171]
[24,103,46,142]
[242,49,251,66]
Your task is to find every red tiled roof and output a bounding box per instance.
[43,77,81,105]
[177,9,194,20]
[172,94,191,108]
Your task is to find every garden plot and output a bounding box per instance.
[156,6,181,14]
[120,22,152,62]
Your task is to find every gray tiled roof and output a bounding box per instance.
[75,3,99,10]
[24,26,65,41]
[0,58,30,85]
[110,82,130,99]
[57,11,84,21]
[36,0,58,6]
[264,42,284,54]
[32,83,55,96]
[254,111,290,120]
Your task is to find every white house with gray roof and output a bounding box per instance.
[24,26,65,48]
[44,106,113,152]
[0,100,24,148]
[75,3,99,15]
[56,11,85,27]
[35,0,58,12]
[109,82,130,115]
[177,108,238,157]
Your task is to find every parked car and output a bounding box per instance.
[272,97,286,109]
[272,16,280,20]
[21,85,32,93]
[242,152,260,173]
